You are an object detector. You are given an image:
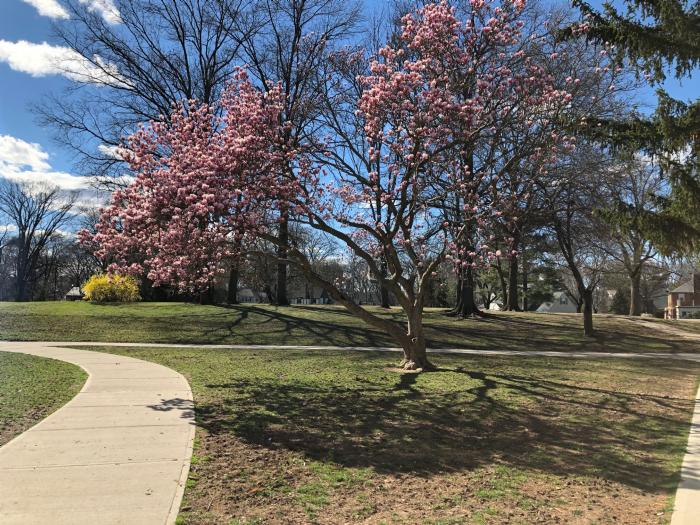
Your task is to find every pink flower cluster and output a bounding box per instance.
[81,71,298,291]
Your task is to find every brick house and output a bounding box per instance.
[665,273,700,319]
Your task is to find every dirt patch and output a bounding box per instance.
[183,428,672,525]
[0,407,51,446]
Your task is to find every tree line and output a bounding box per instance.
[0,0,696,369]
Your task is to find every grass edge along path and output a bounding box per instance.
[0,351,86,447]
[75,344,700,525]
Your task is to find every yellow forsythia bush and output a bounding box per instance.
[82,274,141,302]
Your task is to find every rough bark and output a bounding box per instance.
[227,263,240,304]
[453,268,480,317]
[399,310,433,370]
[582,288,594,337]
[275,214,290,306]
[506,252,521,311]
[522,254,529,312]
[379,260,391,308]
[199,285,214,305]
[495,259,508,308]
[629,271,642,316]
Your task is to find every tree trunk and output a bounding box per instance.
[495,259,507,308]
[199,285,214,305]
[399,310,433,370]
[582,289,594,337]
[15,279,28,302]
[227,263,239,304]
[522,254,528,311]
[506,253,520,311]
[15,260,30,302]
[629,271,642,316]
[379,260,390,308]
[454,267,479,317]
[276,214,290,306]
[264,283,274,304]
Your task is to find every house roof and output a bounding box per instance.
[671,280,695,294]
[65,287,83,297]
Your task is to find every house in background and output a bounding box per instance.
[665,273,700,319]
[536,291,578,314]
[64,287,84,301]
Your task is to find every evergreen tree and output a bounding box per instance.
[610,287,631,315]
[570,0,700,253]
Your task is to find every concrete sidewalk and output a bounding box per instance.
[28,340,700,362]
[0,342,195,525]
[2,339,700,524]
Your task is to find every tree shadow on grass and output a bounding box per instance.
[193,305,394,347]
[195,362,695,493]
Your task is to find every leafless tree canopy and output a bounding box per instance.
[0,180,78,301]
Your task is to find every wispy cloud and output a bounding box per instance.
[21,0,69,19]
[22,0,121,24]
[80,0,121,25]
[0,134,89,190]
[97,143,125,159]
[0,40,127,86]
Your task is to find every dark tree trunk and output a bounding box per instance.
[495,259,508,308]
[454,267,480,317]
[264,283,274,304]
[15,279,28,302]
[227,263,239,304]
[629,271,642,316]
[199,285,214,305]
[582,288,594,336]
[506,252,520,311]
[522,253,529,312]
[276,214,290,306]
[379,260,390,308]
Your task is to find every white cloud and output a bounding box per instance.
[97,143,125,159]
[80,0,121,25]
[22,0,121,24]
[0,135,90,190]
[21,0,69,19]
[0,135,50,171]
[0,40,127,86]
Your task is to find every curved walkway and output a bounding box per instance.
[0,342,195,525]
[2,339,700,524]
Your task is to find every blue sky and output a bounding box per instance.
[0,0,697,189]
[0,1,83,188]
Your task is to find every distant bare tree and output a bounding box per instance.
[37,0,248,186]
[0,181,76,301]
[541,146,611,336]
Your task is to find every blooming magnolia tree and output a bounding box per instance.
[84,0,570,370]
[82,73,299,292]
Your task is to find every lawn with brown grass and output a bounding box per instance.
[76,345,699,525]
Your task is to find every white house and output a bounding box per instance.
[536,291,578,313]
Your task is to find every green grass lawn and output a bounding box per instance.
[664,319,700,335]
[1,301,697,353]
[76,345,699,524]
[0,352,86,446]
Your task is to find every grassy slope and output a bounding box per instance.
[80,345,699,524]
[0,352,86,446]
[1,301,697,353]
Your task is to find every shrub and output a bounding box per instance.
[82,274,141,303]
[610,288,630,315]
